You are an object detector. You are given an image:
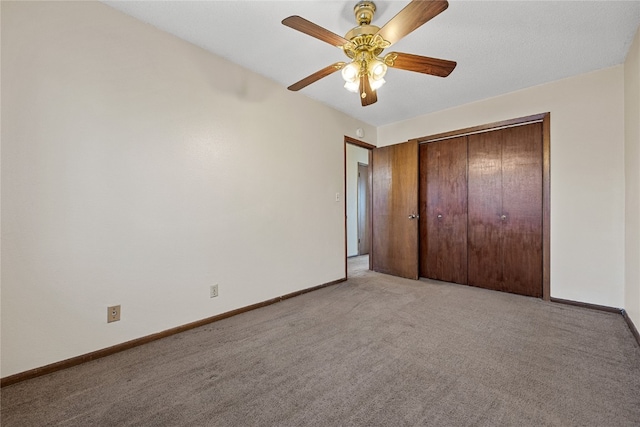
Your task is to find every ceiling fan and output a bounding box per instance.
[282,0,457,107]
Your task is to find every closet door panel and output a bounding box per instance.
[467,131,503,290]
[502,123,543,296]
[424,137,467,283]
[419,144,429,276]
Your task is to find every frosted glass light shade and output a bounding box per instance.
[369,59,387,80]
[341,62,360,83]
[370,77,386,91]
[344,80,360,93]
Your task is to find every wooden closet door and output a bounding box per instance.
[467,124,543,297]
[468,131,503,290]
[371,141,419,279]
[421,137,468,283]
[502,123,543,296]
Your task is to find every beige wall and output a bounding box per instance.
[378,66,626,308]
[0,1,376,377]
[625,27,640,328]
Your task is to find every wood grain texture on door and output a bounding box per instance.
[420,137,468,283]
[372,141,419,279]
[468,130,503,290]
[501,123,543,296]
[468,123,543,297]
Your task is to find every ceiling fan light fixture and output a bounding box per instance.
[282,0,457,106]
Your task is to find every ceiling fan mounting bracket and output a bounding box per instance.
[353,1,376,26]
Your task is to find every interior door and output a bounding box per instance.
[422,137,468,284]
[371,140,419,279]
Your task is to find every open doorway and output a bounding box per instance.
[344,136,375,277]
[357,162,370,256]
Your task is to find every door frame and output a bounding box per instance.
[344,135,376,278]
[411,112,551,301]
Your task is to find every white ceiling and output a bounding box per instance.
[103,0,640,127]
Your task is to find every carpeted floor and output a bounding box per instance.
[2,256,639,426]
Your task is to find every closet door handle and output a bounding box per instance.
[437,214,443,219]
[501,215,507,221]
[408,214,418,219]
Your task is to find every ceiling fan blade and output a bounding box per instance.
[282,16,349,47]
[360,75,377,106]
[376,0,449,46]
[287,62,345,91]
[385,52,456,77]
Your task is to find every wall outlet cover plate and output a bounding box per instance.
[108,305,121,323]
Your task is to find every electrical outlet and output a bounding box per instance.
[107,305,121,323]
[210,285,219,298]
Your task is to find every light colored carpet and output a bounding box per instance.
[2,255,639,426]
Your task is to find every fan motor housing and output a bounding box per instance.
[345,24,380,41]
